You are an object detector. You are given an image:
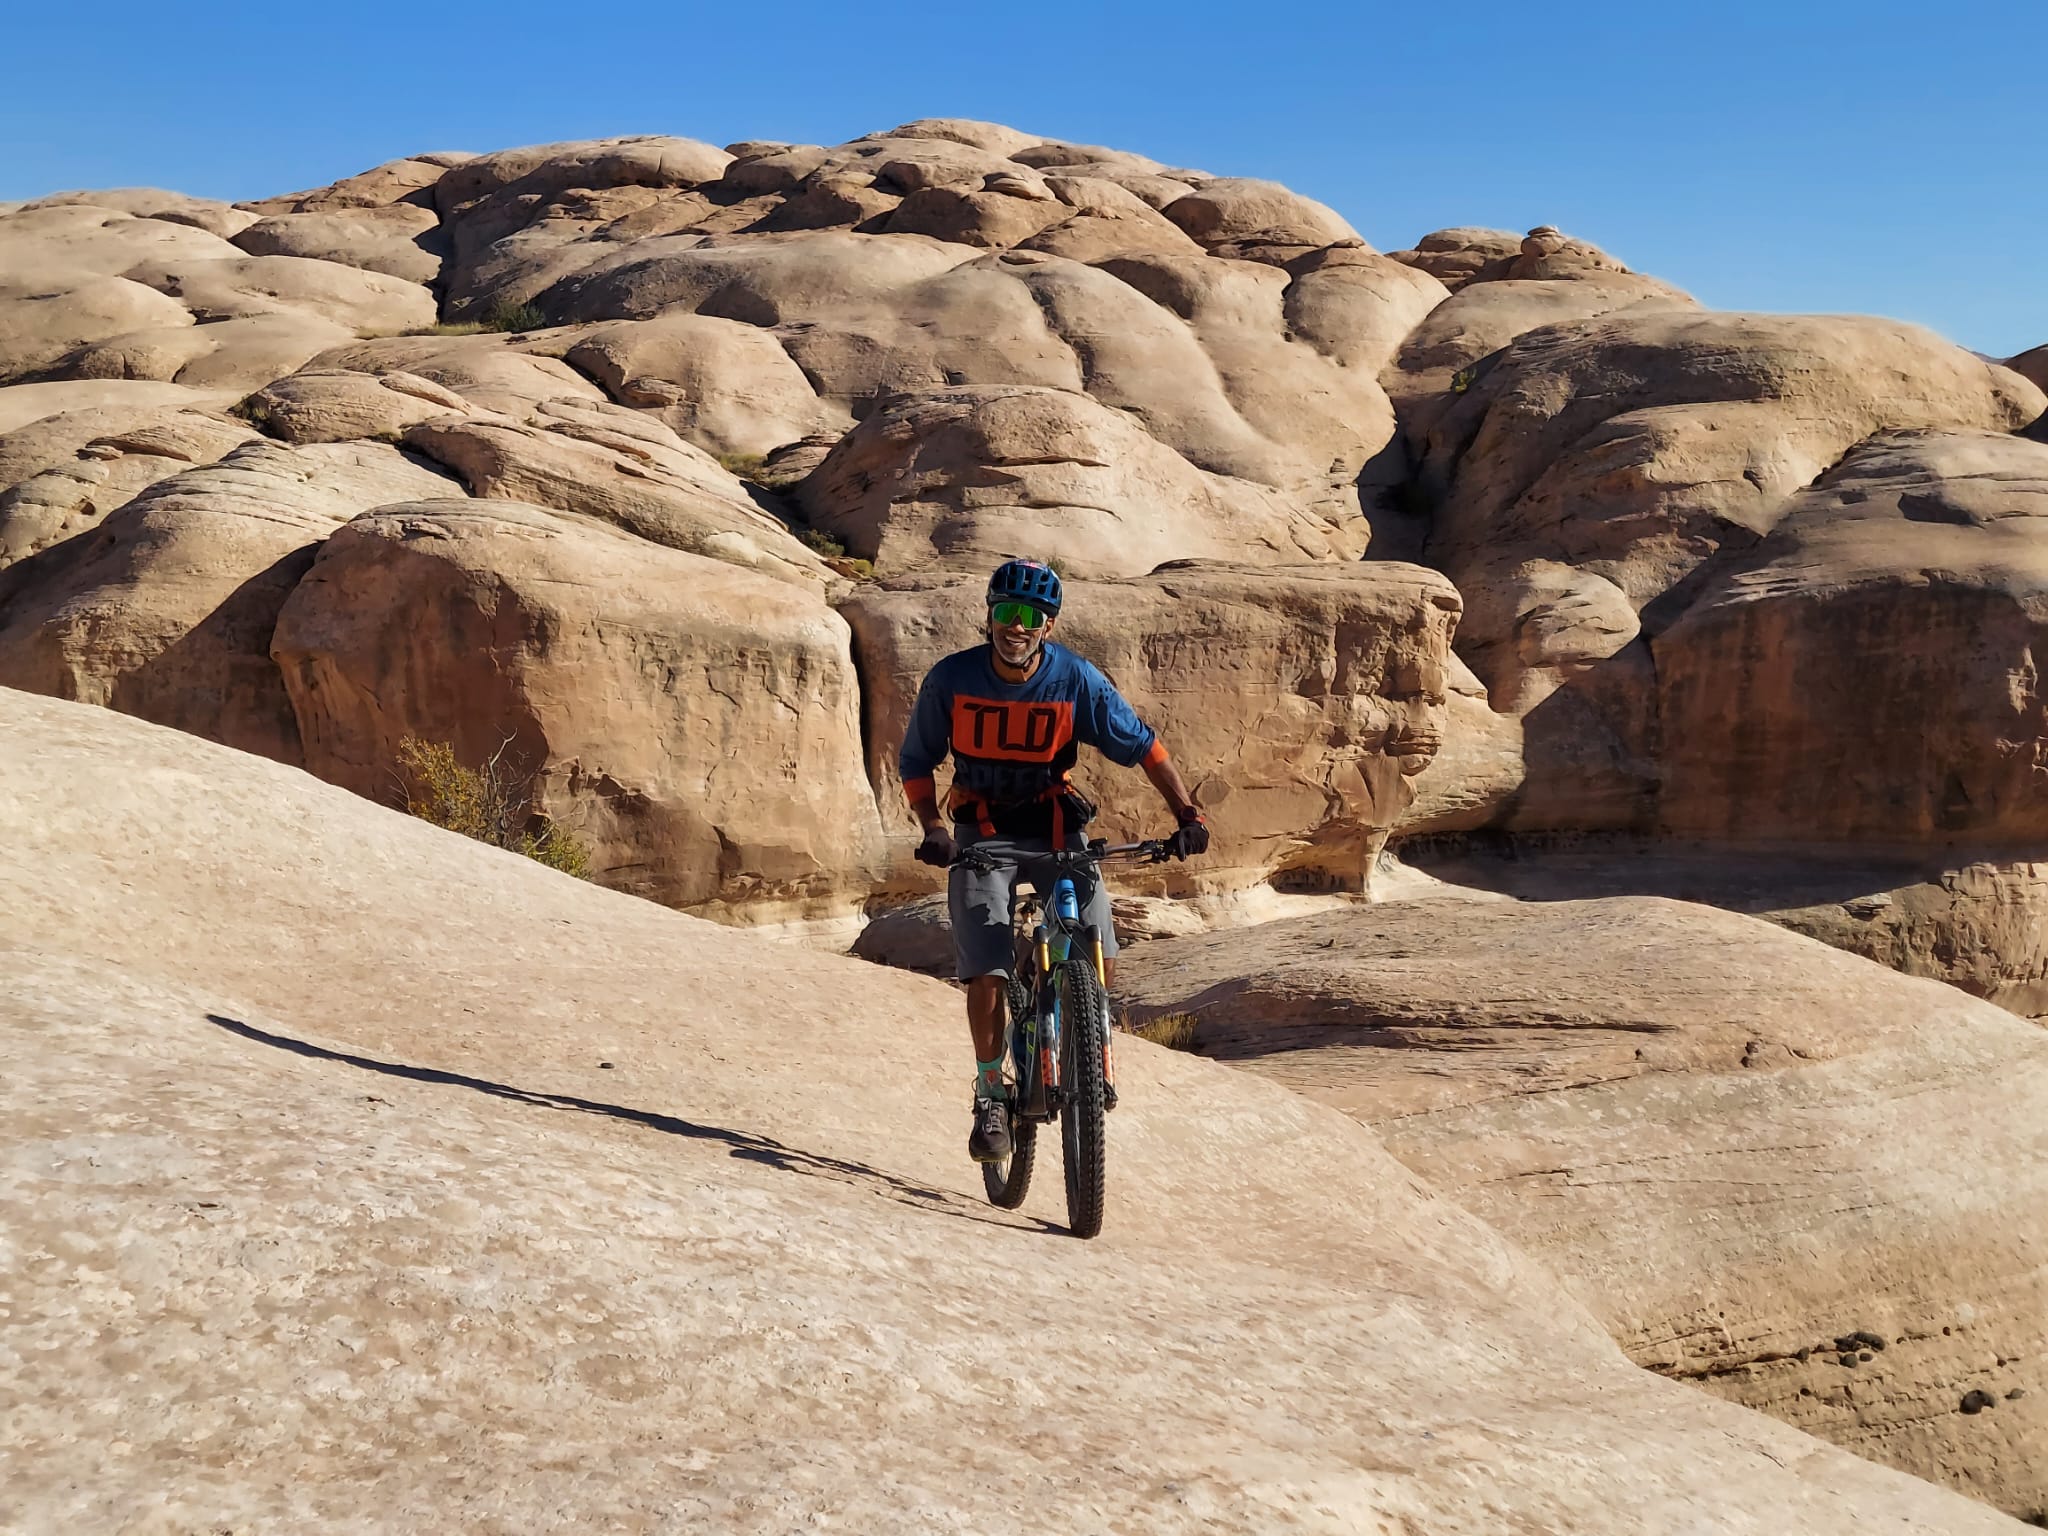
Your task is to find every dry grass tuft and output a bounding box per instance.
[1127,1011,1201,1051]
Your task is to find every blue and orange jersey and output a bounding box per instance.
[900,642,1166,834]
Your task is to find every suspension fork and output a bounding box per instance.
[1084,922,1115,1095]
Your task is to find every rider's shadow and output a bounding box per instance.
[203,1013,1061,1234]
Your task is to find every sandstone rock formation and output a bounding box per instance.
[1401,311,2047,840]
[1656,429,2048,844]
[797,385,1348,576]
[271,499,877,923]
[0,197,434,395]
[1420,313,2043,658]
[5,117,2048,1004]
[1,687,2024,1535]
[1394,837,2048,1021]
[0,402,258,570]
[400,396,832,588]
[0,440,456,763]
[840,562,1459,895]
[1114,895,2048,1518]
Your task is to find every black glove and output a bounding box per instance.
[1166,808,1209,861]
[914,825,957,868]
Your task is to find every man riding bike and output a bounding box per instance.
[898,559,1209,1163]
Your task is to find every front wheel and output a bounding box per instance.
[1059,954,1109,1239]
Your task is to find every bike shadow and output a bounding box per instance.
[204,1013,1061,1236]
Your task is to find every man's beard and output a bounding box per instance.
[993,631,1042,668]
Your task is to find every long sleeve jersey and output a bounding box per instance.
[899,641,1166,837]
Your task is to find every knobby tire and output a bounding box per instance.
[1060,954,1109,1239]
[982,1116,1036,1208]
[984,973,1039,1209]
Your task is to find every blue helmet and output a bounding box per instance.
[986,558,1062,616]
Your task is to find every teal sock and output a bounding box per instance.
[975,1056,1009,1101]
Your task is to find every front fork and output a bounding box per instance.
[1042,879,1115,1105]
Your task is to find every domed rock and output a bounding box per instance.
[559,312,849,455]
[0,439,457,764]
[402,396,832,589]
[1423,311,2047,680]
[0,202,246,288]
[879,183,1067,248]
[231,203,448,284]
[1160,178,1361,256]
[0,272,195,382]
[1385,226,1524,289]
[25,186,258,240]
[1389,224,1632,291]
[120,252,434,334]
[239,367,469,444]
[53,311,361,394]
[0,403,258,570]
[1656,429,2048,845]
[1386,270,1695,403]
[236,151,474,215]
[534,229,976,327]
[0,379,242,436]
[796,385,1345,576]
[431,136,733,218]
[304,332,608,415]
[271,498,881,924]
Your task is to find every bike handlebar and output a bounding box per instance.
[951,837,1174,872]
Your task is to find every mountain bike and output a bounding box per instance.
[954,837,1170,1239]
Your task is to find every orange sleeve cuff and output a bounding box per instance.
[902,776,935,805]
[1141,740,1169,769]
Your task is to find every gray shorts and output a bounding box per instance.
[948,835,1118,981]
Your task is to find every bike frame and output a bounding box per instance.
[960,840,1167,1122]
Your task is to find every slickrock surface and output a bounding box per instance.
[1399,838,2048,1019]
[0,687,2030,1534]
[1114,897,2048,1518]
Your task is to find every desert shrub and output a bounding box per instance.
[228,394,281,437]
[396,735,592,879]
[485,299,547,333]
[715,450,768,480]
[798,526,847,559]
[1127,1011,1201,1051]
[517,822,592,879]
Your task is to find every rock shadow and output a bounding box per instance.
[205,1012,1058,1234]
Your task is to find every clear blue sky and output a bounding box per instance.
[5,0,2041,356]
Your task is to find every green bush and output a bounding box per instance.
[798,526,847,559]
[396,735,593,879]
[486,299,547,333]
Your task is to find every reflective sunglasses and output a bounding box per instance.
[989,601,1049,630]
